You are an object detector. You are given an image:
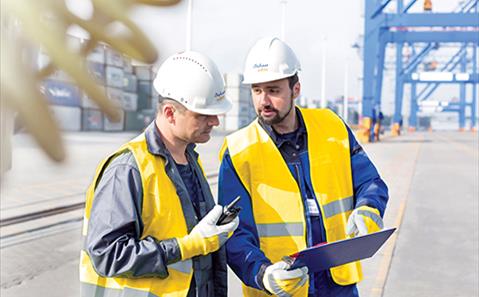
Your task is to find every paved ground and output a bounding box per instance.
[0,130,477,297]
[382,132,478,297]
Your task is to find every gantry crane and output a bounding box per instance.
[359,0,479,142]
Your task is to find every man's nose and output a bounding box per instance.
[208,115,220,127]
[258,92,271,106]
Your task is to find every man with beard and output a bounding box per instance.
[218,37,389,297]
[80,51,239,297]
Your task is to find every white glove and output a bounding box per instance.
[346,206,383,237]
[177,205,239,260]
[263,261,309,297]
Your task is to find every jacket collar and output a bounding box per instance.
[144,121,198,159]
[258,107,307,145]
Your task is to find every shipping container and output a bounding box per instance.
[121,92,138,112]
[104,110,125,131]
[41,80,81,107]
[123,57,133,73]
[50,70,72,82]
[224,73,243,88]
[87,62,106,85]
[141,109,156,124]
[81,94,99,109]
[125,110,155,131]
[50,105,81,131]
[138,80,152,95]
[150,97,158,111]
[105,66,124,88]
[226,100,252,117]
[123,73,137,92]
[137,95,153,111]
[152,83,159,98]
[82,108,104,131]
[37,52,71,81]
[87,45,106,64]
[106,87,123,107]
[134,66,153,80]
[137,80,153,110]
[226,86,251,103]
[224,115,251,131]
[81,87,122,109]
[105,48,124,67]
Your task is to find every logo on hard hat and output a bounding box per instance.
[215,90,226,100]
[253,63,269,72]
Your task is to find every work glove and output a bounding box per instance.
[177,205,239,260]
[346,205,384,237]
[262,260,309,297]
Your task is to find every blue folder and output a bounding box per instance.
[288,228,396,272]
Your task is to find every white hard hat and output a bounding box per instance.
[242,37,301,84]
[153,51,232,115]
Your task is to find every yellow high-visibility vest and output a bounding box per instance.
[223,108,362,297]
[80,133,194,297]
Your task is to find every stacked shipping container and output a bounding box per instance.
[38,37,156,132]
[38,37,84,131]
[40,36,255,132]
[223,73,256,131]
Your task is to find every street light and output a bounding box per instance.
[186,0,193,50]
[320,36,327,108]
[343,60,349,122]
[280,0,287,41]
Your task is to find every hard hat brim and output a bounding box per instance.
[185,96,233,116]
[241,71,298,85]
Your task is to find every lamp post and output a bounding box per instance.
[343,60,349,122]
[320,36,327,108]
[280,0,287,41]
[186,0,193,50]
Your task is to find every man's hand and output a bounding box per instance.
[346,205,383,237]
[262,261,308,296]
[177,205,239,260]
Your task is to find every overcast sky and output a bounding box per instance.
[127,0,365,102]
[67,0,464,111]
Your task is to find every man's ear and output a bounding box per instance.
[293,82,301,99]
[163,104,176,124]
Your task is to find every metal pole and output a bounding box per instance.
[280,0,287,41]
[472,42,478,131]
[459,52,466,130]
[409,82,418,130]
[472,3,478,131]
[392,0,404,136]
[186,0,192,51]
[320,37,327,108]
[358,76,363,124]
[408,45,418,131]
[361,0,382,142]
[393,42,404,135]
[343,60,349,122]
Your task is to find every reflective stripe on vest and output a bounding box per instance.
[323,196,354,218]
[256,222,304,237]
[80,134,194,297]
[225,108,363,297]
[81,282,159,297]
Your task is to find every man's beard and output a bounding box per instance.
[258,95,294,125]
